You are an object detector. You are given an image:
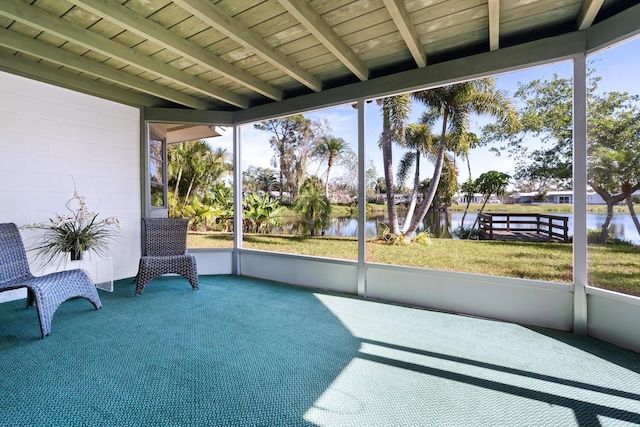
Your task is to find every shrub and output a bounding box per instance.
[454,226,481,240]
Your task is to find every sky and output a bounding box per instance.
[207,35,640,189]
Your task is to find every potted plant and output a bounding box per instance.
[21,189,120,264]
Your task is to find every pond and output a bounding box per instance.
[281,211,640,244]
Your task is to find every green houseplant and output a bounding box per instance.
[21,190,120,264]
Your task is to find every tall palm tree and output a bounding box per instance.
[404,79,520,236]
[396,110,439,232]
[168,143,188,201]
[313,136,351,198]
[168,141,233,209]
[378,95,411,236]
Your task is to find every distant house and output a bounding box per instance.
[587,192,607,205]
[512,190,606,205]
[454,193,501,204]
[376,193,424,205]
[513,192,537,204]
[545,191,573,204]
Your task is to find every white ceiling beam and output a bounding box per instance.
[488,0,500,51]
[0,28,212,110]
[173,0,322,92]
[578,0,605,30]
[277,0,369,81]
[0,0,248,108]
[382,0,427,68]
[68,0,282,101]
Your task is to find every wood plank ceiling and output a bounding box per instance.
[0,0,635,111]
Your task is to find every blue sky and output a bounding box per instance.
[211,35,640,188]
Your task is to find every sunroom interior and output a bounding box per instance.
[1,0,640,360]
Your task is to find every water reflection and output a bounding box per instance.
[278,211,640,244]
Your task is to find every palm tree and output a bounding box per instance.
[378,95,411,236]
[293,185,331,236]
[168,143,188,201]
[183,145,232,206]
[243,192,283,233]
[168,140,211,205]
[404,79,520,236]
[396,110,439,232]
[313,136,352,198]
[167,141,233,216]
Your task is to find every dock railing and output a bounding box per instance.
[478,213,569,242]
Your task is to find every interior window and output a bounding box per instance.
[148,129,166,209]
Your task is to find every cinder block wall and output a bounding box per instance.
[0,71,142,293]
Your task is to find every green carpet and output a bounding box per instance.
[1,275,639,426]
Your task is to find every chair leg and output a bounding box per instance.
[187,275,199,290]
[26,287,36,307]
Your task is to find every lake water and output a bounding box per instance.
[317,212,640,244]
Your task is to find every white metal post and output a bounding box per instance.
[357,97,367,297]
[233,124,243,275]
[573,53,588,334]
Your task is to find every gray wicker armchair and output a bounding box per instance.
[134,218,199,295]
[0,223,102,338]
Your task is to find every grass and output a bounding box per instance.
[187,232,640,297]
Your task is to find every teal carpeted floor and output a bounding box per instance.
[1,275,640,426]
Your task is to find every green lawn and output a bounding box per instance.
[187,232,640,297]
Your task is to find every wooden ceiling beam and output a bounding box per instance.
[488,0,500,51]
[277,0,369,81]
[68,0,282,101]
[173,0,322,92]
[382,0,427,68]
[0,0,248,108]
[578,0,605,30]
[0,53,165,108]
[0,28,213,110]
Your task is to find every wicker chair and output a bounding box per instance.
[0,223,102,338]
[134,218,199,295]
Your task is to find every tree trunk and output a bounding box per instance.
[590,184,626,244]
[381,129,400,235]
[325,156,333,199]
[626,196,640,236]
[174,168,183,200]
[460,198,472,229]
[309,207,315,236]
[404,111,449,237]
[600,201,615,244]
[401,152,420,233]
[183,176,196,207]
[279,156,285,201]
[469,196,490,237]
[459,155,473,229]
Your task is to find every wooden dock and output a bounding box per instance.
[478,213,570,243]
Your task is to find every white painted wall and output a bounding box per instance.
[366,264,574,331]
[238,251,573,330]
[192,250,233,275]
[240,250,358,294]
[587,287,640,354]
[0,71,141,295]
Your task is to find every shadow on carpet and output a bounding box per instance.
[1,275,640,426]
